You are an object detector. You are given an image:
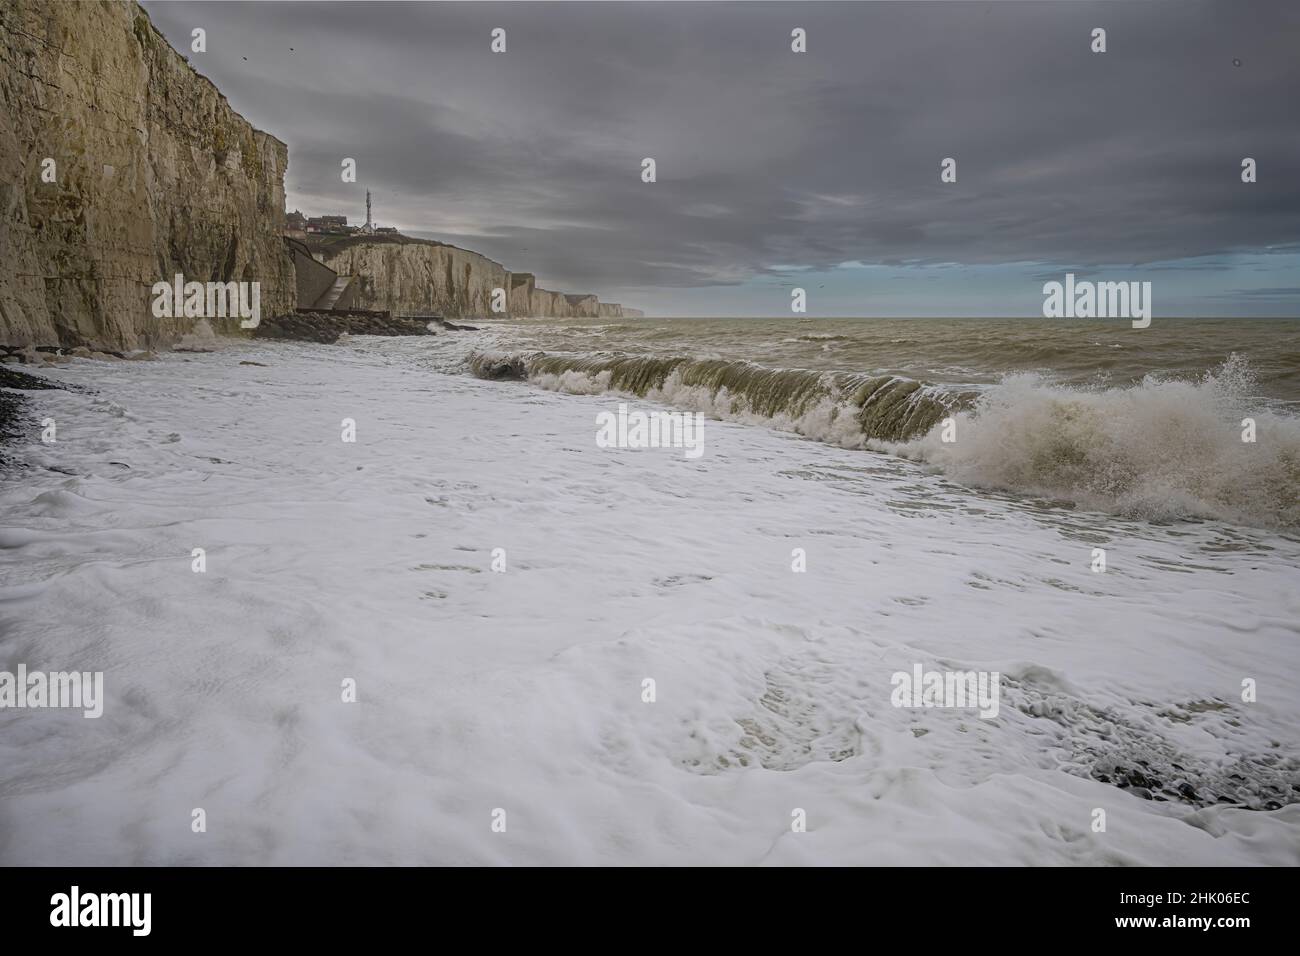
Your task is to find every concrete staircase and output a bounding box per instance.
[312,275,353,310]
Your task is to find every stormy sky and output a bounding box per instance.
[143,1,1300,317]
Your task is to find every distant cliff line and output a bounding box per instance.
[301,233,642,320]
[0,0,639,352]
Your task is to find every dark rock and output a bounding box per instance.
[432,318,479,331]
[254,310,446,343]
[0,391,26,459]
[0,367,64,390]
[474,356,528,380]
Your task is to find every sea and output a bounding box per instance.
[0,316,1296,865]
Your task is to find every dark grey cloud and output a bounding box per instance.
[142,0,1300,311]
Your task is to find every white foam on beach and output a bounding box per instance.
[1,337,1297,865]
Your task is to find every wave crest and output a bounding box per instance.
[470,350,957,445]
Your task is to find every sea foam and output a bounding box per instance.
[880,355,1300,528]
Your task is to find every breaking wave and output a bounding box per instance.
[468,349,958,444]
[469,349,1300,529]
[879,354,1300,529]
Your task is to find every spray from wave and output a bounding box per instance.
[469,349,1299,529]
[879,354,1300,529]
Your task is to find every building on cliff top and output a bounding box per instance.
[296,210,400,239]
[305,215,351,236]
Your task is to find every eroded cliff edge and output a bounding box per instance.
[0,0,294,349]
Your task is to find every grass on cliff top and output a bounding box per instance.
[303,233,448,255]
[300,233,515,261]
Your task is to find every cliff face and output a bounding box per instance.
[564,294,600,317]
[314,238,510,318]
[0,0,294,349]
[312,236,631,319]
